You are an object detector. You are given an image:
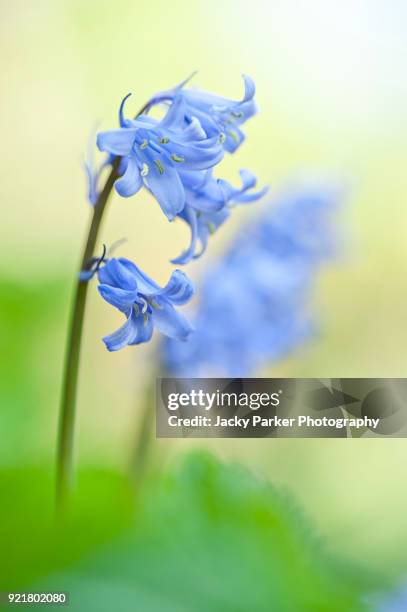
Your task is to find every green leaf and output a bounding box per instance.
[0,467,133,591]
[0,276,68,463]
[20,452,373,611]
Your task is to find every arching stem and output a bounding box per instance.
[56,157,120,513]
[56,98,155,514]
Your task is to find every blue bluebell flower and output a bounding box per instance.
[87,76,258,218]
[373,583,407,611]
[172,169,268,264]
[84,136,115,207]
[96,95,224,220]
[150,74,257,153]
[84,158,100,206]
[178,75,257,153]
[163,181,342,377]
[97,258,194,351]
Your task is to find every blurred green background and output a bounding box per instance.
[1,0,407,602]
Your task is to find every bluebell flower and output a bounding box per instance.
[178,75,257,153]
[97,258,194,351]
[150,74,257,153]
[96,95,224,220]
[84,134,115,207]
[84,158,100,206]
[172,169,268,264]
[163,181,342,377]
[372,583,407,611]
[86,76,258,219]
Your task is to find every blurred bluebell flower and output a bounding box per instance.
[163,182,342,376]
[96,95,224,220]
[373,583,407,611]
[84,158,100,206]
[172,169,267,264]
[97,258,194,351]
[84,132,115,207]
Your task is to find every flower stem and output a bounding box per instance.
[130,374,157,482]
[56,99,152,514]
[56,157,120,512]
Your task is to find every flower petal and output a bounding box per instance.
[158,95,187,131]
[239,168,257,190]
[144,157,185,220]
[152,303,193,340]
[167,138,224,171]
[171,207,199,265]
[184,107,220,138]
[195,208,230,259]
[179,116,206,141]
[115,156,142,197]
[242,74,255,102]
[223,125,245,153]
[98,258,138,290]
[217,169,268,204]
[129,314,154,345]
[115,258,161,295]
[158,269,194,304]
[97,128,137,155]
[234,184,269,203]
[98,284,138,312]
[102,311,140,351]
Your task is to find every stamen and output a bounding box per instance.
[140,139,148,149]
[219,132,226,144]
[143,313,149,325]
[171,154,185,163]
[134,304,140,316]
[231,111,244,118]
[140,298,148,314]
[154,159,165,175]
[141,163,149,176]
[207,222,216,234]
[228,130,239,143]
[150,298,164,310]
[159,137,170,144]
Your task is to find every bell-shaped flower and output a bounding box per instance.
[163,181,343,377]
[97,258,194,351]
[152,75,257,153]
[96,95,224,221]
[172,169,268,264]
[178,75,257,153]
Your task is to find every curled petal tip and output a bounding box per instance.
[241,74,255,101]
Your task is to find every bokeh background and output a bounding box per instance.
[1,0,407,598]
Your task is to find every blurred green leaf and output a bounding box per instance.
[9,452,376,611]
[0,466,133,592]
[0,276,68,462]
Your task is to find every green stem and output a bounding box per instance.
[56,157,120,511]
[130,374,157,482]
[56,99,152,513]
